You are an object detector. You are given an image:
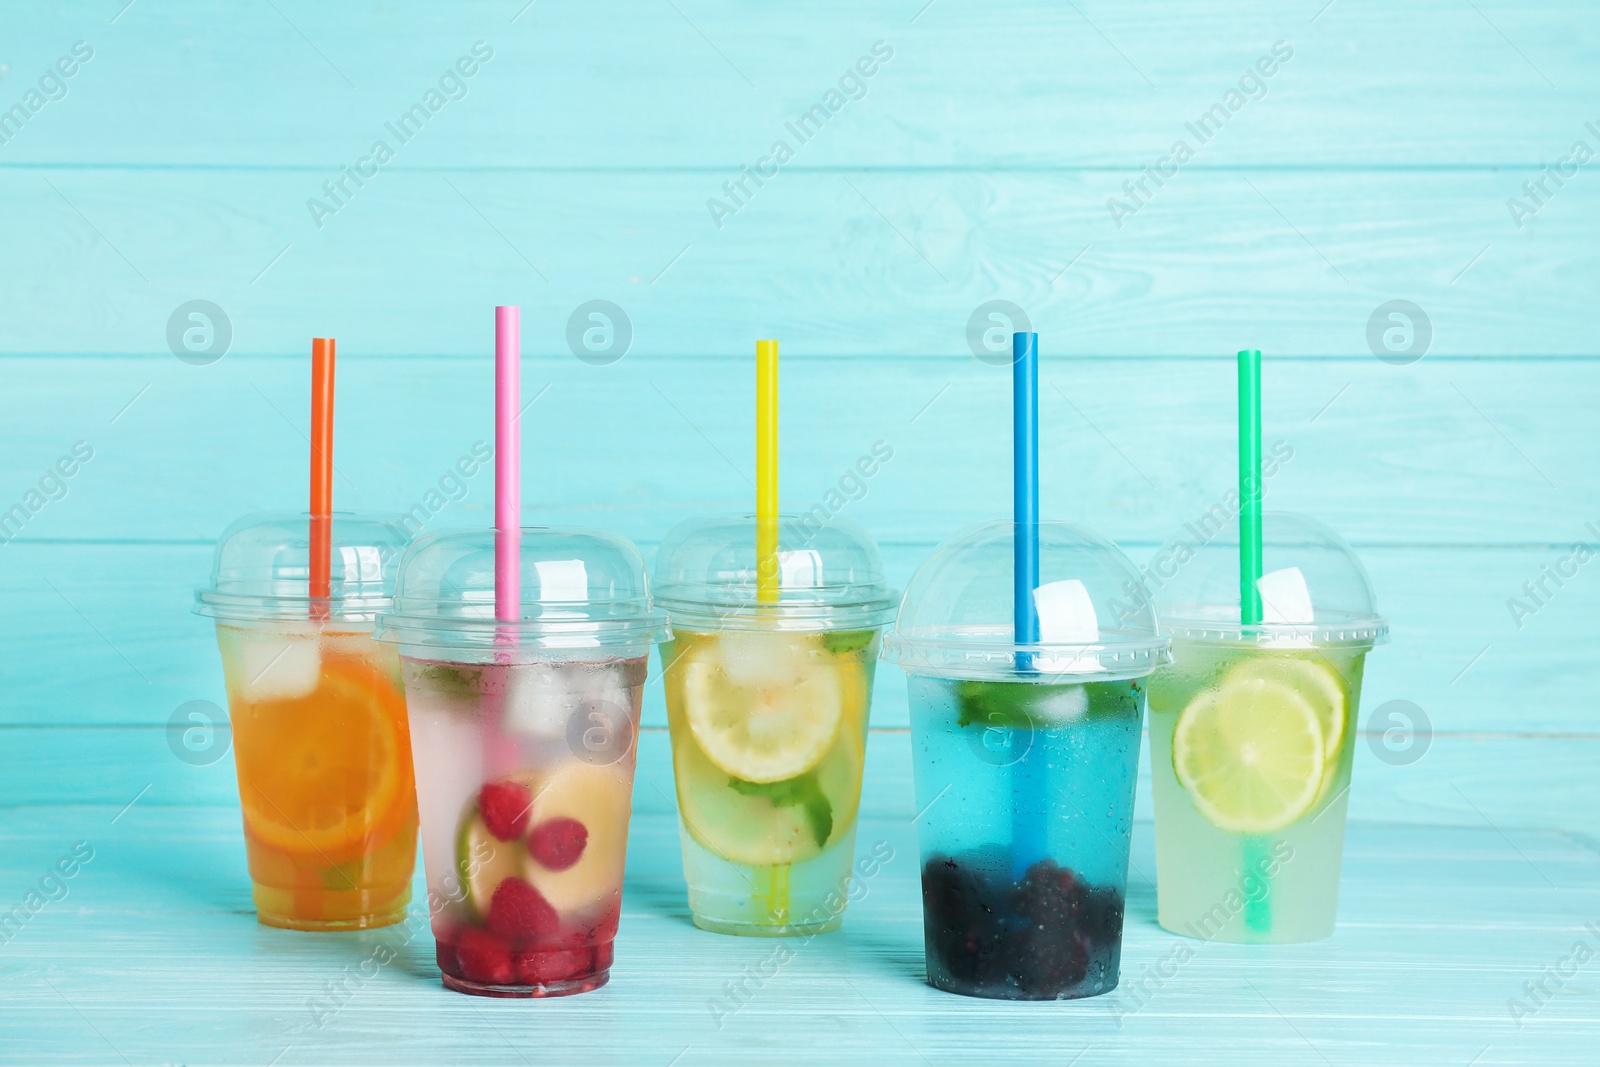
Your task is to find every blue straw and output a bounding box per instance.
[1011,331,1046,877]
[1013,331,1040,665]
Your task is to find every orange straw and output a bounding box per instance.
[309,337,335,619]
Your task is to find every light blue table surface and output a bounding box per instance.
[1,1,1597,1063]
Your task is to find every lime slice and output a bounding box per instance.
[681,632,843,783]
[1226,656,1347,765]
[1172,674,1326,833]
[674,714,863,866]
[456,794,532,918]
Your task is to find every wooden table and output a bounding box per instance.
[3,731,1595,1065]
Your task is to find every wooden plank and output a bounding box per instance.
[0,540,1591,733]
[0,356,1592,548]
[0,806,1593,1064]
[3,727,1595,838]
[0,168,1595,358]
[0,540,1594,733]
[2,1,1596,168]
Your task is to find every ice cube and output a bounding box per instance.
[714,631,798,687]
[232,629,321,703]
[1027,685,1088,726]
[502,662,581,740]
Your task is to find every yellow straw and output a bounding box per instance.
[756,339,779,603]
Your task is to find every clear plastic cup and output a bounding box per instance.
[884,521,1169,1000]
[375,527,668,997]
[653,514,896,936]
[195,511,418,931]
[1144,511,1387,943]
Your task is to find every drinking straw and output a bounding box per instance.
[1238,348,1272,934]
[481,308,522,781]
[1238,349,1264,626]
[495,307,521,635]
[753,337,790,921]
[1012,332,1040,662]
[309,338,335,622]
[1011,331,1047,876]
[755,339,779,603]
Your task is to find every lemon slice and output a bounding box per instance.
[1227,655,1347,765]
[681,632,843,783]
[674,714,863,866]
[1173,674,1326,833]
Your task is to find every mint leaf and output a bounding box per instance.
[728,772,834,848]
[822,630,876,655]
[955,680,1032,729]
[407,663,481,697]
[801,790,833,847]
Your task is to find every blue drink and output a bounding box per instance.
[908,675,1144,1000]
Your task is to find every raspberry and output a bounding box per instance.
[452,927,513,986]
[590,940,614,972]
[478,781,533,841]
[487,877,560,946]
[515,948,591,985]
[528,817,588,871]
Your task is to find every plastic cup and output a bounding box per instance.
[884,521,1169,1000]
[653,514,896,936]
[1144,511,1387,943]
[195,512,418,931]
[376,527,668,997]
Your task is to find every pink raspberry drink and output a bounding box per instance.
[377,528,668,997]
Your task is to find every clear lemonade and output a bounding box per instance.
[1147,639,1367,943]
[662,627,877,935]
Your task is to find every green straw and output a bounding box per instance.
[1238,349,1264,627]
[1237,348,1271,936]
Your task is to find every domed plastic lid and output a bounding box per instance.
[1151,510,1388,647]
[652,513,896,632]
[884,521,1170,680]
[375,526,668,654]
[195,511,410,624]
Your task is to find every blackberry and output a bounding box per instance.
[1078,883,1126,951]
[922,852,1127,999]
[1012,921,1091,997]
[1008,859,1085,926]
[921,856,1005,987]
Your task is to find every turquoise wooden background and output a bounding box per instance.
[1,1,1597,1062]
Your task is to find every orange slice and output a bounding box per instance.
[236,658,410,863]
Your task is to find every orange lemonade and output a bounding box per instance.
[217,623,418,930]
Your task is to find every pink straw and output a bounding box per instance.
[495,306,521,633]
